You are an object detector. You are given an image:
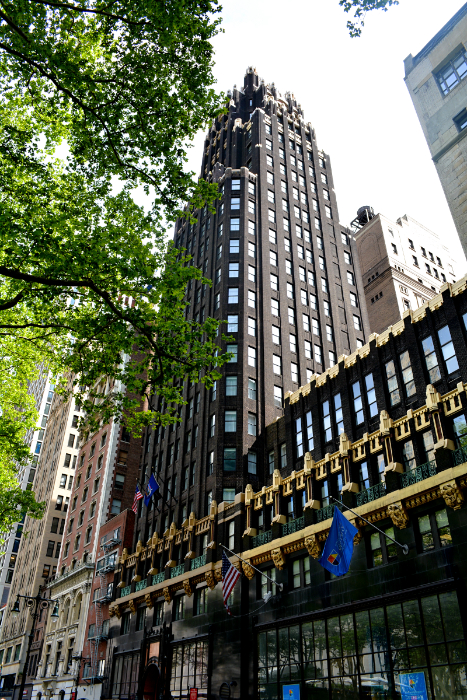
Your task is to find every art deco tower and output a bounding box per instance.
[140,67,369,538]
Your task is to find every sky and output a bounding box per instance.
[183,0,467,272]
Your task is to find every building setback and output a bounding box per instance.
[106,275,467,700]
[404,2,467,259]
[353,210,459,334]
[140,67,369,555]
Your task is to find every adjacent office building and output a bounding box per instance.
[353,209,459,334]
[404,2,467,258]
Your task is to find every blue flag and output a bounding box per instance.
[144,473,160,507]
[318,506,358,577]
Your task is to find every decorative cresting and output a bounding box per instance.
[387,502,410,529]
[205,571,216,590]
[163,587,171,604]
[440,480,465,510]
[145,593,153,609]
[271,470,286,524]
[340,433,358,493]
[304,534,321,559]
[271,547,286,570]
[243,484,257,537]
[207,500,218,549]
[164,523,178,568]
[183,579,192,598]
[117,548,129,588]
[242,560,255,580]
[184,512,197,560]
[131,540,143,582]
[147,532,160,575]
[303,452,320,509]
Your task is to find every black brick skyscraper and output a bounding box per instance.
[140,67,370,541]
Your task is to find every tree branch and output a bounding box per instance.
[0,290,24,311]
[28,0,150,26]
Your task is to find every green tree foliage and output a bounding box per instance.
[340,0,399,37]
[0,0,228,525]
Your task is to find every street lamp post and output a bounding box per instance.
[10,589,59,700]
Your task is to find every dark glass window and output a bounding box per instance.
[418,509,451,551]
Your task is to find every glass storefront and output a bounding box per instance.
[170,640,208,699]
[257,590,467,699]
[112,652,140,699]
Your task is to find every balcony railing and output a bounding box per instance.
[120,585,131,597]
[152,573,165,585]
[135,578,147,592]
[399,460,437,488]
[251,530,272,549]
[316,503,343,523]
[171,564,185,578]
[452,447,467,467]
[191,554,206,570]
[355,482,386,507]
[281,515,305,537]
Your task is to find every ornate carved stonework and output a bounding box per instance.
[242,560,255,580]
[304,534,321,559]
[205,571,216,590]
[271,547,285,570]
[440,481,464,510]
[128,599,136,615]
[214,567,223,582]
[353,529,363,546]
[426,384,441,411]
[163,587,171,604]
[183,579,192,598]
[114,605,122,619]
[145,593,153,609]
[388,502,409,529]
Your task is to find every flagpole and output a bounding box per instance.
[219,544,284,591]
[330,496,409,555]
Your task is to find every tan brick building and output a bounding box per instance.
[404,3,467,258]
[354,211,459,334]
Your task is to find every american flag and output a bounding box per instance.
[221,550,241,615]
[132,485,143,514]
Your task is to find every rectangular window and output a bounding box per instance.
[267,190,275,203]
[271,298,279,316]
[438,325,459,374]
[323,401,332,442]
[269,229,277,244]
[248,378,257,400]
[285,259,292,275]
[209,415,215,437]
[268,450,275,474]
[365,374,378,418]
[225,411,237,432]
[228,287,238,304]
[248,413,257,436]
[418,509,451,550]
[274,385,282,408]
[288,308,295,325]
[268,209,276,223]
[224,448,236,472]
[230,239,239,254]
[304,340,312,359]
[227,344,237,362]
[248,317,256,336]
[228,262,239,277]
[437,49,467,95]
[334,393,344,434]
[270,274,278,291]
[422,336,441,383]
[297,245,304,259]
[312,318,320,336]
[400,350,416,398]
[280,443,287,469]
[248,346,256,367]
[291,362,298,383]
[402,440,416,471]
[423,430,435,462]
[303,314,310,332]
[272,354,282,375]
[371,527,397,567]
[248,290,256,308]
[386,360,400,406]
[227,315,238,332]
[314,344,322,365]
[272,325,280,345]
[289,334,297,353]
[248,241,256,258]
[230,218,240,231]
[226,376,237,396]
[270,250,278,266]
[296,418,304,457]
[248,451,257,474]
[353,315,361,331]
[352,381,364,425]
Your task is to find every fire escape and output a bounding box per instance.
[86,535,121,686]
